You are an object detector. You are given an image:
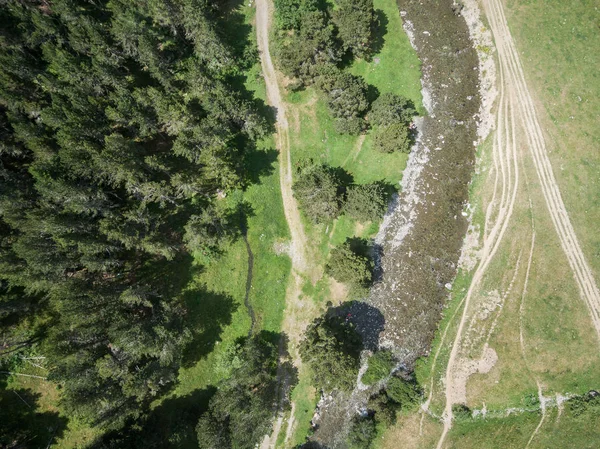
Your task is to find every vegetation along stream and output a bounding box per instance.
[311,0,482,445]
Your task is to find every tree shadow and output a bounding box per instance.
[0,386,68,448]
[326,301,385,351]
[272,332,299,410]
[330,165,355,189]
[212,0,255,69]
[371,9,389,56]
[210,0,279,136]
[181,289,239,368]
[137,246,240,369]
[138,252,199,298]
[88,386,218,449]
[242,146,279,187]
[371,242,385,283]
[366,83,380,105]
[297,442,331,449]
[345,237,372,258]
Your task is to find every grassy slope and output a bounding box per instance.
[503,0,600,280]
[286,0,422,248]
[283,0,423,444]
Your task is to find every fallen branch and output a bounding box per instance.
[0,371,47,380]
[13,390,31,408]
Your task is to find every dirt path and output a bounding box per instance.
[255,0,309,278]
[436,49,520,449]
[435,0,600,447]
[255,0,314,446]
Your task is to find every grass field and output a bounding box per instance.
[503,0,600,281]
[282,0,423,443]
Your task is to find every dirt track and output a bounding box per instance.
[255,0,313,446]
[255,0,308,277]
[484,0,600,335]
[435,0,600,446]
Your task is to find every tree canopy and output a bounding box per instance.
[196,333,280,449]
[332,0,376,60]
[299,313,363,392]
[343,183,390,222]
[0,0,269,433]
[293,161,346,223]
[326,239,374,288]
[369,93,417,126]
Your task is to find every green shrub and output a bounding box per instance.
[326,240,373,287]
[332,0,376,60]
[386,376,421,409]
[372,122,411,154]
[362,350,395,385]
[343,183,389,222]
[334,116,367,135]
[367,392,399,426]
[274,0,320,30]
[347,415,377,449]
[299,314,363,392]
[274,10,341,82]
[293,162,344,223]
[324,72,370,134]
[369,93,417,126]
[452,403,472,421]
[568,392,600,418]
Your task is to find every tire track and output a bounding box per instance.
[240,214,256,336]
[435,0,600,446]
[484,0,600,340]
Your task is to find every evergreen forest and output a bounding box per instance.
[0,0,272,445]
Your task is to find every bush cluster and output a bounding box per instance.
[343,182,389,222]
[326,239,374,288]
[274,0,421,137]
[369,93,417,153]
[347,415,377,449]
[568,391,600,418]
[293,161,390,224]
[362,375,422,431]
[362,350,396,385]
[299,313,363,392]
[292,163,345,223]
[452,404,472,421]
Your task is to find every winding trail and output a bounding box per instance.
[256,0,309,277]
[436,46,520,449]
[255,0,312,446]
[435,0,600,447]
